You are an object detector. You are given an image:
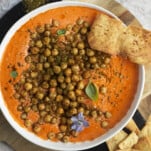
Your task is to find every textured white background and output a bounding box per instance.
[0,0,151,30]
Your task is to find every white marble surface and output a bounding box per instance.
[116,0,151,30]
[0,0,151,30]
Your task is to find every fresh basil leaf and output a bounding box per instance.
[10,70,18,78]
[85,81,99,101]
[57,29,66,35]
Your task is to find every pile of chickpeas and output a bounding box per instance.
[14,18,112,142]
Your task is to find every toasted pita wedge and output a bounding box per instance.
[133,137,151,151]
[107,130,128,151]
[120,26,151,64]
[139,115,151,142]
[118,132,138,149]
[88,14,125,55]
[116,149,141,151]
[146,114,151,125]
[140,123,151,137]
[88,14,151,64]
[126,119,140,135]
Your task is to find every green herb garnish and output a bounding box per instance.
[57,29,66,35]
[85,81,99,101]
[23,0,46,13]
[10,70,18,78]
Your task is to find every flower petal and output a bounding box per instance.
[71,124,77,130]
[71,116,78,122]
[77,112,84,121]
[83,120,89,127]
[76,125,83,132]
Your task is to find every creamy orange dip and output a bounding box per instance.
[0,6,139,142]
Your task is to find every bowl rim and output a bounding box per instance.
[0,1,145,150]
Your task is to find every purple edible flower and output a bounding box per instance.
[71,112,89,132]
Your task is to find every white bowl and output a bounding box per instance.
[0,1,145,151]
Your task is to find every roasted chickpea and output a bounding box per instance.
[62,135,69,143]
[67,118,73,125]
[24,119,32,127]
[71,130,79,137]
[44,48,51,57]
[53,66,61,74]
[77,81,85,89]
[71,48,78,55]
[24,106,31,113]
[70,101,78,108]
[60,117,67,124]
[56,132,64,140]
[57,107,64,115]
[40,111,47,117]
[56,95,63,102]
[65,77,71,83]
[105,111,112,119]
[32,105,38,112]
[33,124,41,133]
[91,110,98,118]
[104,57,111,64]
[100,86,107,94]
[36,92,44,100]
[36,63,43,71]
[43,74,51,81]
[51,117,58,124]
[68,58,75,65]
[86,49,95,56]
[66,83,74,91]
[101,121,108,128]
[57,87,63,95]
[50,79,57,87]
[52,48,59,56]
[24,82,33,91]
[49,91,57,100]
[62,98,70,107]
[80,27,87,35]
[78,107,85,113]
[89,56,97,64]
[60,62,68,70]
[77,96,84,103]
[59,125,67,132]
[83,71,91,79]
[79,49,85,55]
[48,56,55,63]
[43,37,51,45]
[52,19,59,27]
[36,26,44,33]
[47,132,55,139]
[44,30,51,36]
[71,75,80,82]
[20,112,27,120]
[31,47,40,54]
[42,81,49,89]
[38,103,45,111]
[35,40,43,48]
[57,75,64,83]
[64,68,72,76]
[69,108,78,115]
[76,18,84,25]
[71,65,80,73]
[60,83,66,89]
[68,91,76,100]
[17,105,23,111]
[31,72,38,78]
[77,42,85,49]
[72,24,80,33]
[44,115,52,123]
